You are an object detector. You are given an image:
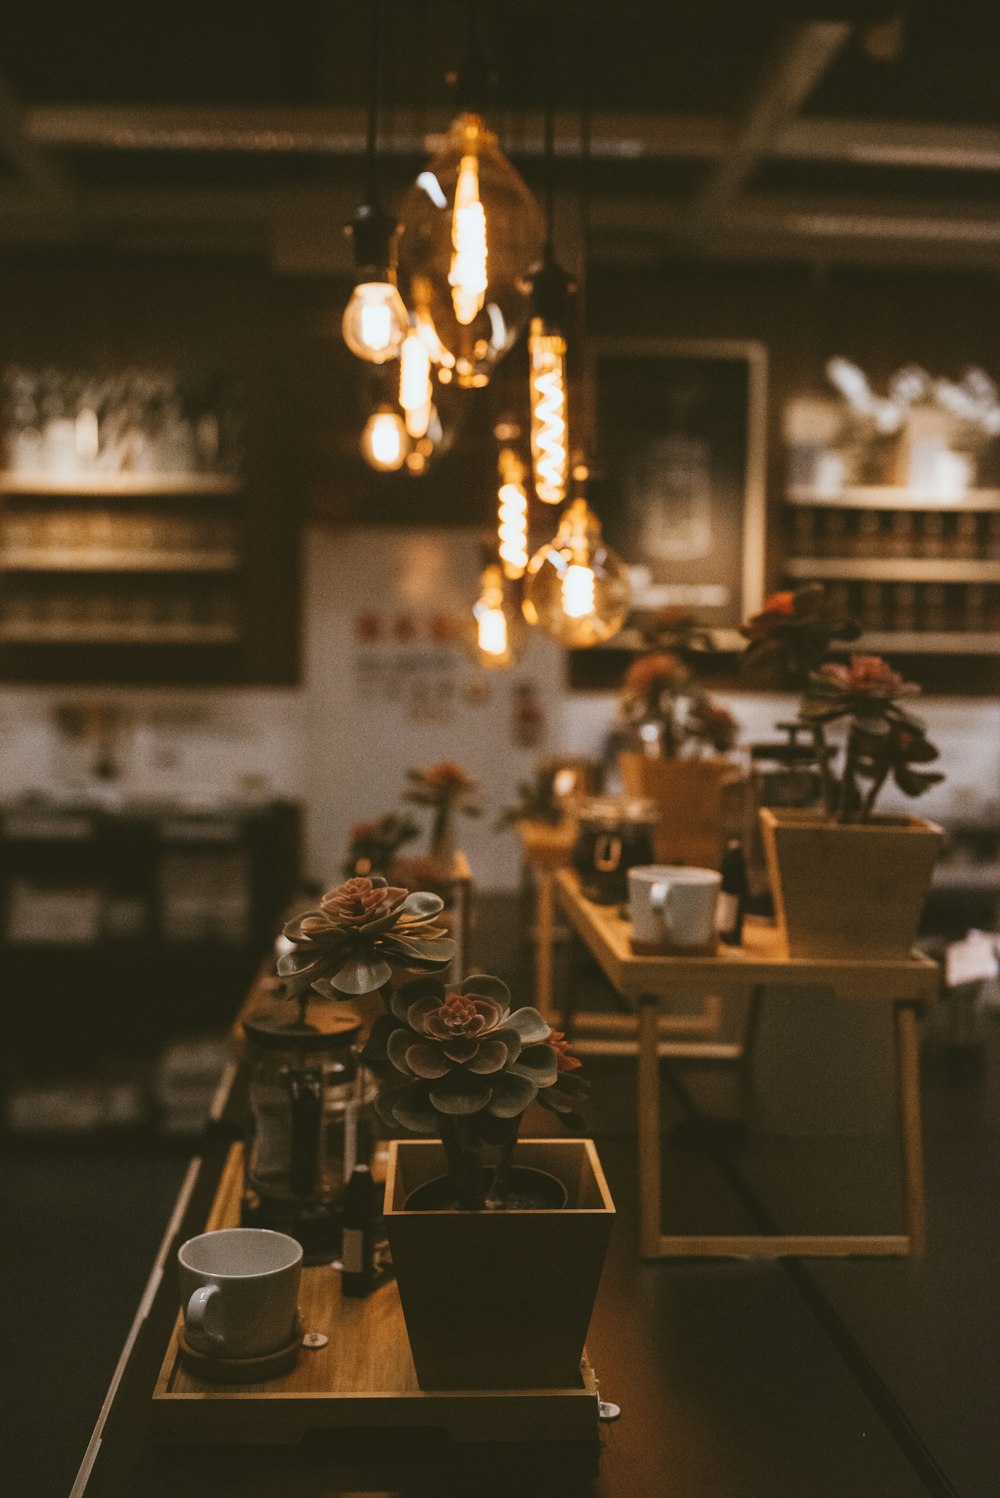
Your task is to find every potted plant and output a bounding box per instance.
[402,761,482,867]
[342,812,420,879]
[615,641,742,868]
[742,590,944,958]
[364,973,614,1390]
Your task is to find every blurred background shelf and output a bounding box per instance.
[786,557,1000,583]
[0,472,243,496]
[0,622,240,644]
[787,486,1000,510]
[0,549,240,571]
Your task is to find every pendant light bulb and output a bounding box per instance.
[343,279,408,364]
[522,255,575,506]
[398,113,544,389]
[472,563,524,669]
[399,323,434,437]
[496,443,529,580]
[361,405,408,471]
[523,485,631,648]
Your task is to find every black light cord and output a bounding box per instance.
[542,15,556,258]
[365,0,382,205]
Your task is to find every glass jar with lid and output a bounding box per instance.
[572,796,658,905]
[242,1005,375,1262]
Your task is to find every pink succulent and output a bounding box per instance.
[319,876,407,926]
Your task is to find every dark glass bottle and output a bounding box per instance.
[717,839,748,947]
[340,1164,377,1298]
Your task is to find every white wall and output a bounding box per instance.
[1,523,997,890]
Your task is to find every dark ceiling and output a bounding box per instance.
[0,1,995,273]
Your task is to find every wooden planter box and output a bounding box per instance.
[760,807,943,959]
[619,753,747,869]
[384,1138,615,1391]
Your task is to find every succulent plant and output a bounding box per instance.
[364,973,588,1208]
[740,584,860,691]
[619,650,739,757]
[278,876,456,1017]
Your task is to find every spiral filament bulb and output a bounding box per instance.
[529,321,569,505]
[399,326,433,439]
[497,448,529,580]
[561,563,596,618]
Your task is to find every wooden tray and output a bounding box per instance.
[151,1145,601,1444]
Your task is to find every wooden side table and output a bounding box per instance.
[515,819,577,1025]
[554,869,940,1260]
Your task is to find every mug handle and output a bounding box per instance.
[186,1284,224,1348]
[649,880,673,936]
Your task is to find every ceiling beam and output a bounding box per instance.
[0,76,72,200]
[691,19,852,227]
[23,103,1000,176]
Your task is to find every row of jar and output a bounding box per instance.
[803,580,1000,634]
[1,366,242,477]
[788,507,1000,561]
[1,509,238,557]
[1,582,239,634]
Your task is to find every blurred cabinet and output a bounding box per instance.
[0,798,300,1138]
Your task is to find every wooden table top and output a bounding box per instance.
[555,869,940,1003]
[515,817,577,869]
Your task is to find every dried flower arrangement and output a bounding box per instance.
[342,812,420,879]
[403,761,483,863]
[741,586,943,823]
[364,973,587,1210]
[620,650,739,757]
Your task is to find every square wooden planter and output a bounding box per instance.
[760,807,943,959]
[384,1138,615,1391]
[619,753,747,868]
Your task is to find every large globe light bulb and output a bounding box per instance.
[361,405,408,471]
[523,497,631,647]
[398,113,544,389]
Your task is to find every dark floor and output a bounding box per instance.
[4,893,999,1498]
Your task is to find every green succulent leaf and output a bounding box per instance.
[329,954,394,995]
[489,1027,522,1065]
[403,1040,453,1080]
[386,1027,416,1075]
[428,1074,492,1115]
[383,934,457,963]
[361,1012,401,1062]
[399,891,445,920]
[281,911,329,942]
[390,975,444,1023]
[506,1006,552,1047]
[508,1044,559,1088]
[391,1084,440,1135]
[464,1038,510,1075]
[486,1070,538,1118]
[459,974,511,1009]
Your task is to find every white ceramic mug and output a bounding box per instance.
[628,865,722,951]
[177,1227,302,1359]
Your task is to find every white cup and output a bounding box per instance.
[178,1227,302,1359]
[628,865,722,951]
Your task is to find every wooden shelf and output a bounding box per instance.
[0,472,242,497]
[0,622,239,645]
[787,485,1000,511]
[0,548,240,572]
[786,557,1000,583]
[856,630,1000,654]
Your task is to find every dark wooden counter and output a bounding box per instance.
[69,901,999,1498]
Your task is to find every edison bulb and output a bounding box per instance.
[471,564,524,669]
[529,320,569,504]
[342,280,408,364]
[497,446,529,579]
[523,497,631,647]
[398,325,433,438]
[398,113,544,389]
[361,406,408,471]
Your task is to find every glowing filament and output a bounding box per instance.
[361,302,391,353]
[529,325,569,505]
[477,606,508,657]
[449,153,488,326]
[362,408,407,471]
[399,330,433,438]
[562,563,596,619]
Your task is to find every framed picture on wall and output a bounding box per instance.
[589,337,768,646]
